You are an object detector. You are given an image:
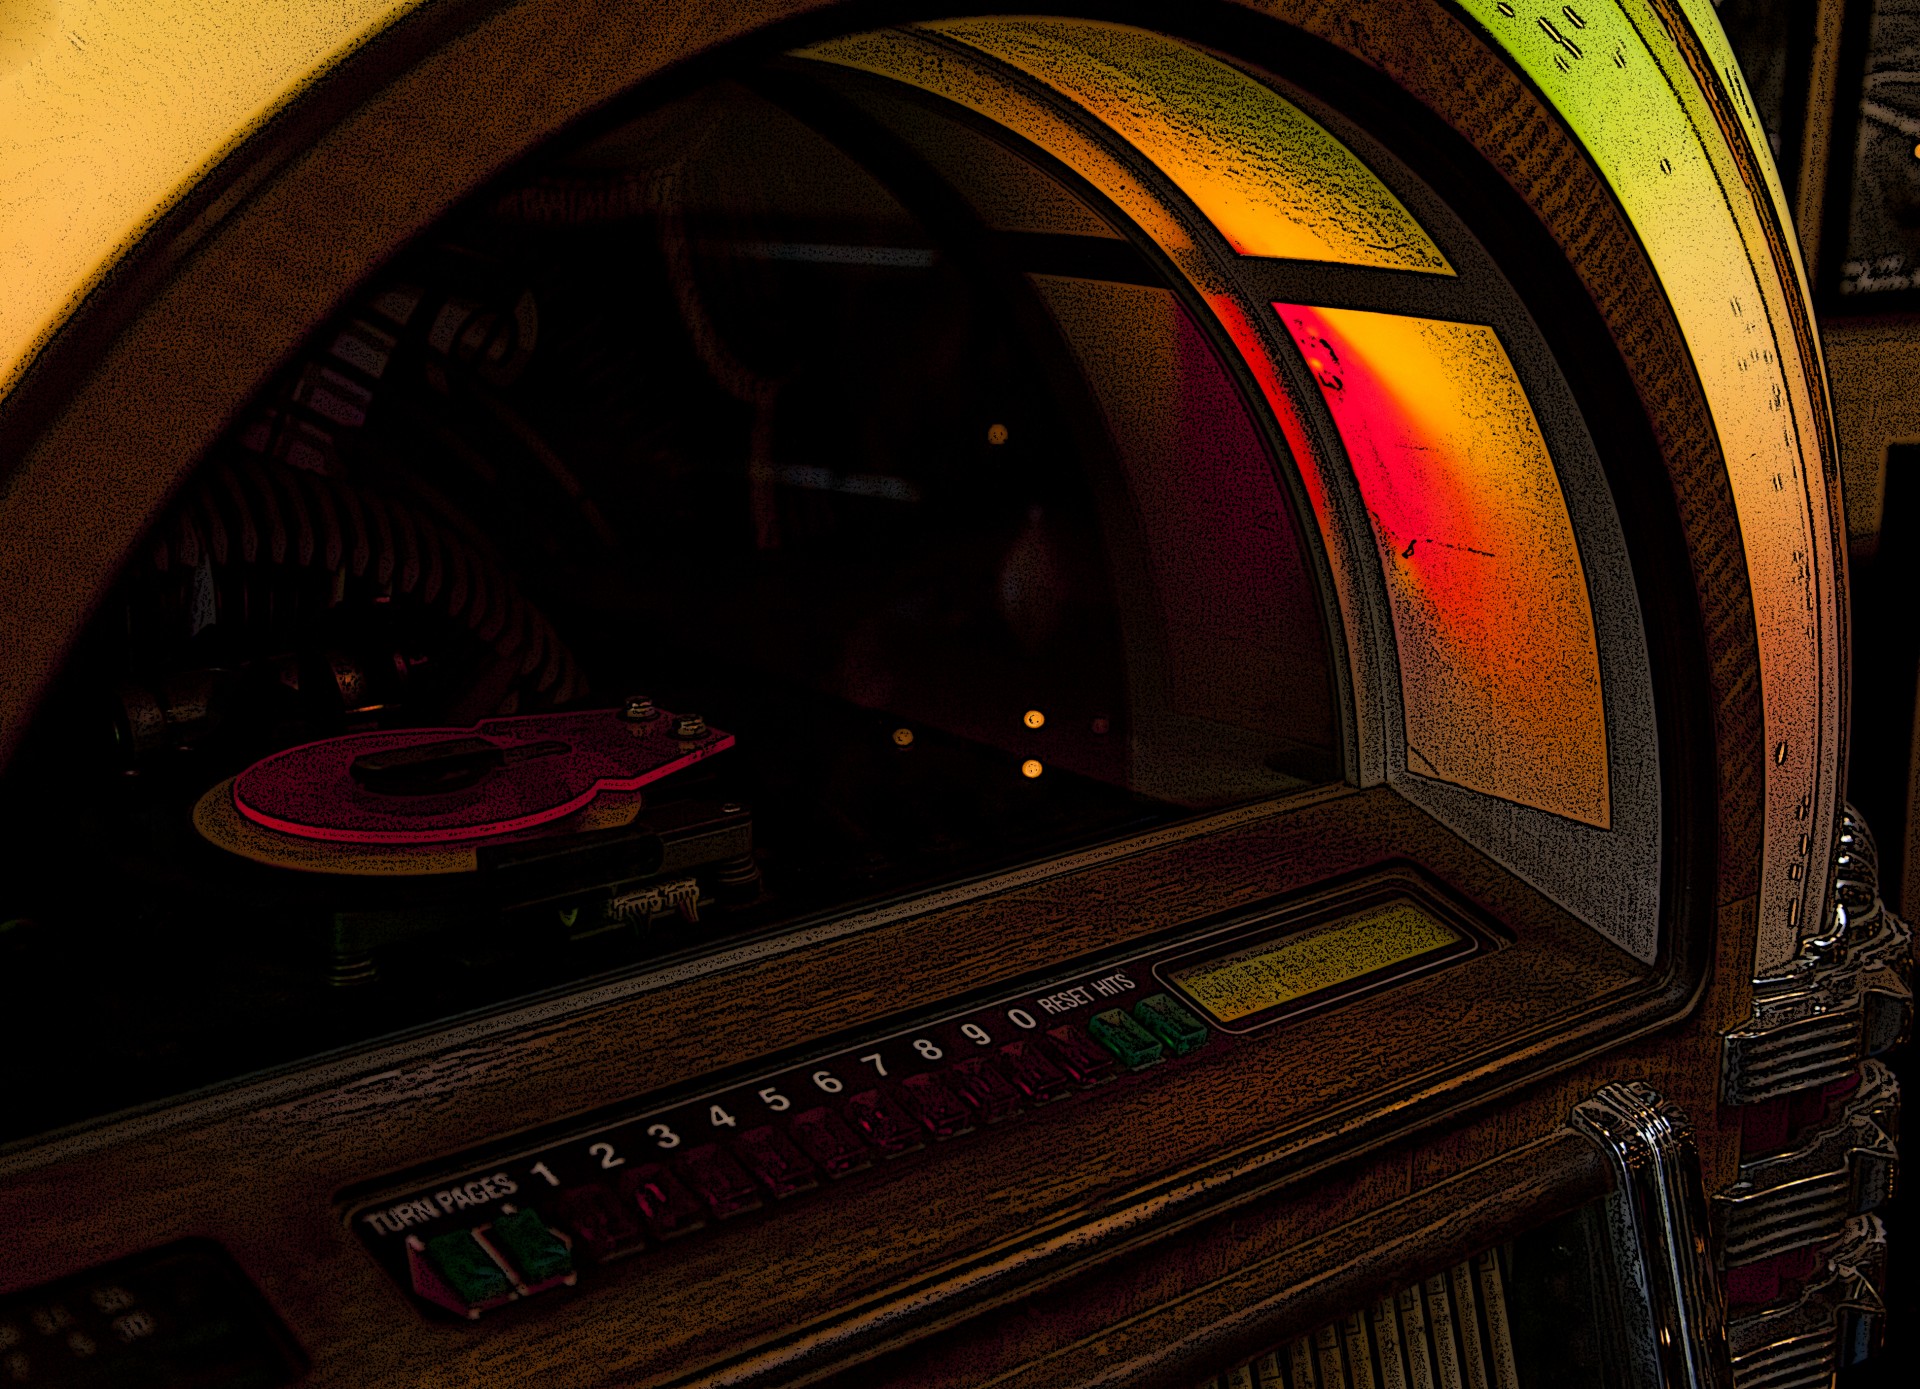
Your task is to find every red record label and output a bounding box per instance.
[231,708,732,845]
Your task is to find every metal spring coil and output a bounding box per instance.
[144,454,583,706]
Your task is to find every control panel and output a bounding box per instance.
[0,1241,303,1387]
[347,868,1498,1320]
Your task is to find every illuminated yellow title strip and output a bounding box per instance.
[0,0,427,406]
[1457,0,1840,973]
[1169,900,1462,1025]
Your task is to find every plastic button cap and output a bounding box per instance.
[998,1038,1072,1099]
[1088,1008,1164,1070]
[843,1089,925,1156]
[898,1072,976,1139]
[677,1144,763,1219]
[618,1164,707,1239]
[1044,1024,1117,1083]
[424,1230,512,1306]
[488,1208,573,1283]
[950,1056,1023,1122]
[1133,993,1210,1056]
[736,1126,819,1198]
[789,1106,872,1177]
[555,1184,641,1261]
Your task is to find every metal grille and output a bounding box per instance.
[1200,1250,1520,1389]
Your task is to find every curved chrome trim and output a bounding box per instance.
[1723,806,1913,1104]
[1727,1214,1888,1388]
[1714,1059,1899,1269]
[1571,1082,1732,1389]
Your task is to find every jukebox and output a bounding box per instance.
[0,3,1904,1386]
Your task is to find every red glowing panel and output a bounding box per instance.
[1276,304,1609,827]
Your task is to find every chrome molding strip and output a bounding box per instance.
[1720,805,1903,1387]
[1727,1215,1888,1389]
[1715,1060,1899,1268]
[1571,1082,1732,1389]
[1722,808,1912,1105]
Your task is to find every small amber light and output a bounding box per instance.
[987,423,1010,446]
[1021,759,1044,779]
[892,728,914,747]
[1023,709,1045,729]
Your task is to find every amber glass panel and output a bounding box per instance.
[1276,304,1610,827]
[922,17,1453,273]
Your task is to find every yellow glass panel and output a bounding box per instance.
[1277,303,1610,827]
[0,0,425,402]
[1169,900,1461,1024]
[922,17,1452,273]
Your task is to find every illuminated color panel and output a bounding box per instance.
[1278,303,1609,827]
[1169,901,1461,1025]
[1457,1,1840,967]
[922,17,1453,273]
[0,0,425,402]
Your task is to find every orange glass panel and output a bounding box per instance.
[1277,304,1609,827]
[923,18,1453,273]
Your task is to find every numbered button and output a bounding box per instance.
[617,1164,707,1240]
[949,1057,1022,1123]
[555,1185,642,1262]
[898,1073,974,1139]
[788,1107,871,1178]
[998,1039,1071,1101]
[1044,1025,1116,1084]
[88,1287,135,1315]
[28,1306,73,1336]
[842,1090,924,1157]
[108,1311,157,1344]
[734,1126,818,1199]
[676,1145,762,1219]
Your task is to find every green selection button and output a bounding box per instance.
[489,1208,573,1283]
[1133,993,1209,1056]
[425,1229,511,1305]
[1088,1008,1164,1070]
